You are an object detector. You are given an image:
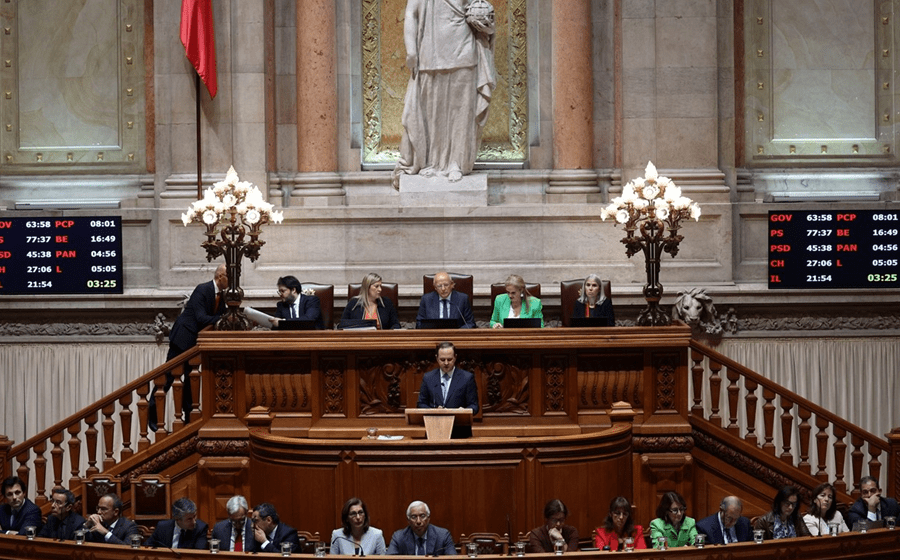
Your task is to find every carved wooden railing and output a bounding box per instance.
[689,340,900,499]
[0,348,202,506]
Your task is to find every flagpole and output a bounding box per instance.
[195,72,203,200]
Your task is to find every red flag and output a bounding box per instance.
[180,0,217,98]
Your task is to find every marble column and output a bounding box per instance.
[293,0,344,204]
[548,0,598,195]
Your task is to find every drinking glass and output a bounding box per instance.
[315,541,326,557]
[467,542,478,557]
[623,537,634,552]
[366,427,378,439]
[553,540,564,555]
[753,529,764,544]
[131,534,142,549]
[828,522,839,536]
[656,536,667,550]
[694,534,706,548]
[885,516,896,530]
[282,541,293,556]
[515,541,526,556]
[858,520,869,533]
[209,538,220,553]
[74,529,85,545]
[24,526,36,540]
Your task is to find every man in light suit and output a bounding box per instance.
[146,497,209,550]
[83,493,142,546]
[270,275,324,329]
[417,341,479,438]
[695,496,751,545]
[251,502,300,554]
[211,495,256,552]
[387,501,456,556]
[416,271,475,329]
[150,264,228,431]
[1,477,42,536]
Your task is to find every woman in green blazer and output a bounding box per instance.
[490,274,544,328]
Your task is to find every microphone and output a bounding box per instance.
[332,534,365,557]
[449,300,471,328]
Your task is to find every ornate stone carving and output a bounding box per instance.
[671,288,723,341]
[1,321,163,337]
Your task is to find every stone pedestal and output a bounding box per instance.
[398,173,488,207]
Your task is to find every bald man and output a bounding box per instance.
[150,264,228,431]
[416,271,476,329]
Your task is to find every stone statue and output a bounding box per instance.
[672,288,724,338]
[392,0,496,189]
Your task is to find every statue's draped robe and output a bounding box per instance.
[394,0,495,185]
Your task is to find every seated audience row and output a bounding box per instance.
[5,477,897,553]
[270,272,615,330]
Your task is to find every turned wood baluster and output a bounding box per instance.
[49,431,65,491]
[153,371,168,439]
[814,415,830,482]
[84,411,100,476]
[868,445,882,486]
[101,402,116,470]
[708,359,723,427]
[744,377,759,447]
[14,450,30,495]
[797,405,812,474]
[690,349,705,416]
[762,387,777,455]
[32,440,48,504]
[189,360,202,422]
[67,423,83,490]
[171,366,185,432]
[779,396,794,463]
[118,393,134,461]
[725,367,741,436]
[850,434,864,499]
[136,380,151,452]
[832,425,848,495]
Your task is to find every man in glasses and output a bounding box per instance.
[211,495,255,552]
[387,501,455,556]
[416,272,475,329]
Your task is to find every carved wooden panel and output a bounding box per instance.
[477,355,530,415]
[578,353,644,409]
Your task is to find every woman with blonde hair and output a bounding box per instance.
[490,274,543,328]
[340,273,401,329]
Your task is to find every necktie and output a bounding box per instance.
[416,536,425,556]
[215,291,223,311]
[290,303,296,318]
[234,527,243,552]
[441,374,450,404]
[176,529,186,548]
[441,299,449,319]
[727,527,737,543]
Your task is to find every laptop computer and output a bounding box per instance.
[337,319,378,330]
[274,319,318,331]
[418,318,460,329]
[570,316,612,328]
[503,317,542,328]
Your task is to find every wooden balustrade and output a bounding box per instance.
[0,348,201,501]
[689,341,893,498]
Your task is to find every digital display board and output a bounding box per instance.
[768,210,899,289]
[0,217,123,295]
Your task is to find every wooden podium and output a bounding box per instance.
[405,408,473,440]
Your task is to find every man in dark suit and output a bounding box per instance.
[417,341,479,438]
[416,271,475,329]
[848,476,900,525]
[211,495,255,552]
[146,497,209,550]
[149,264,228,431]
[251,502,300,553]
[387,501,455,556]
[83,493,142,546]
[270,275,324,329]
[37,486,85,541]
[1,477,42,536]
[695,496,751,545]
